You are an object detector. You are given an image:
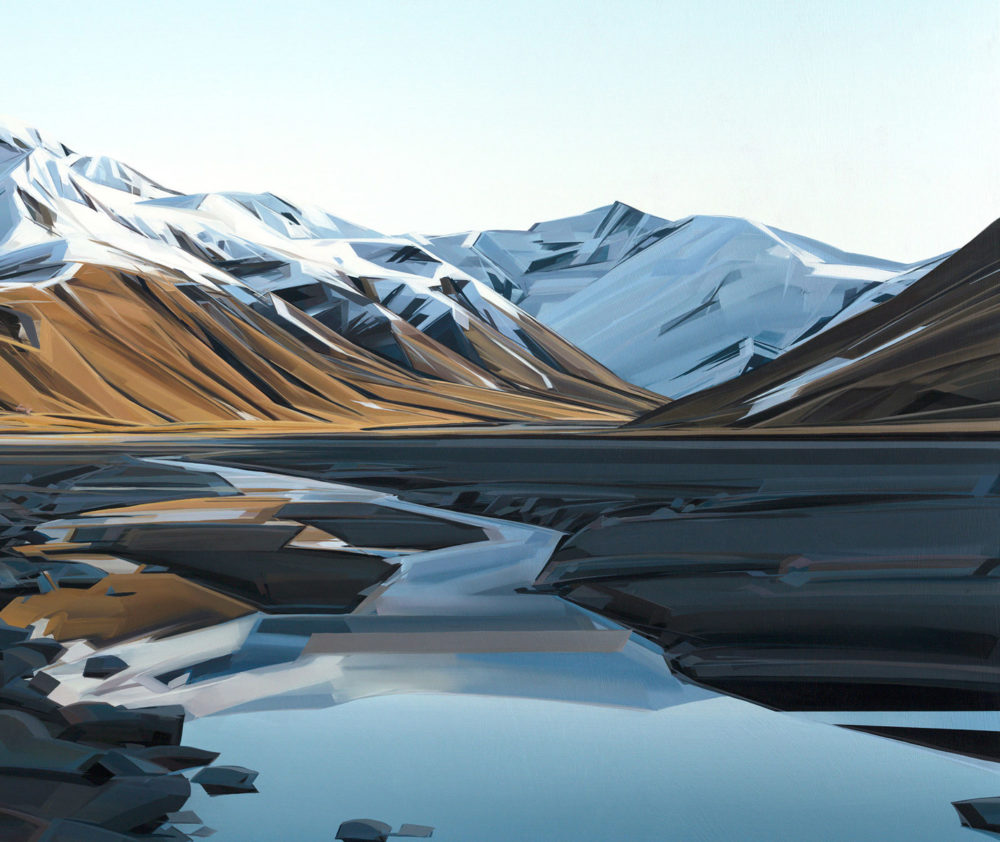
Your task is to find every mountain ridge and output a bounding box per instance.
[632,215,1000,428]
[0,120,659,428]
[0,118,991,433]
[429,202,949,398]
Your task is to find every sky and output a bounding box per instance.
[4,0,997,261]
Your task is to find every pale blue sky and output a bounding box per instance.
[4,0,998,261]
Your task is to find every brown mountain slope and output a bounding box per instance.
[632,218,1000,428]
[0,263,659,428]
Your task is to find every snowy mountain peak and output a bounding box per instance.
[69,155,177,199]
[0,119,657,427]
[423,206,943,398]
[0,118,953,426]
[0,116,71,160]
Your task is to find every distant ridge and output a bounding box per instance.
[428,202,946,399]
[631,217,1000,428]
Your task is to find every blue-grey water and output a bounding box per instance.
[184,691,1000,841]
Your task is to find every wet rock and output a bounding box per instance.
[336,819,393,841]
[83,656,128,680]
[132,745,219,771]
[56,703,185,747]
[192,765,259,796]
[953,796,1000,833]
[26,671,60,697]
[336,819,434,840]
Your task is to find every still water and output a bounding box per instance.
[186,690,999,841]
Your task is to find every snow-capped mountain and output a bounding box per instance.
[632,215,1000,429]
[426,202,947,399]
[0,119,657,427]
[0,118,973,431]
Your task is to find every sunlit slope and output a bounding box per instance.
[0,262,652,426]
[0,120,658,428]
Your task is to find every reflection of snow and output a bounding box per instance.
[40,458,694,719]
